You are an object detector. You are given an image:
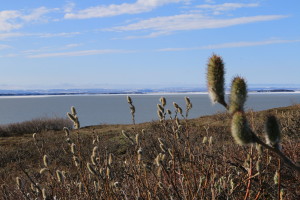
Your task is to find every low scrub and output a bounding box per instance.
[0,117,72,137]
[1,99,299,199]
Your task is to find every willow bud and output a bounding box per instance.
[71,106,77,116]
[157,104,164,113]
[173,102,179,109]
[229,76,247,114]
[67,112,76,122]
[231,112,255,145]
[16,177,22,189]
[43,155,49,168]
[206,54,226,106]
[127,96,132,104]
[87,163,97,175]
[264,115,281,146]
[63,127,70,137]
[160,97,166,107]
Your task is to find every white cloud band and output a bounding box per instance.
[28,49,134,58]
[64,0,188,19]
[157,39,300,51]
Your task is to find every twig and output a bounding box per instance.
[244,146,253,200]
[254,135,300,173]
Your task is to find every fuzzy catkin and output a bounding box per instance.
[177,107,183,114]
[42,188,47,200]
[202,136,208,144]
[157,104,164,113]
[175,117,180,127]
[185,96,191,105]
[71,106,77,116]
[16,177,22,189]
[173,102,179,109]
[208,136,213,145]
[206,54,226,105]
[78,182,83,193]
[137,147,142,162]
[265,115,281,145]
[106,167,111,179]
[168,148,174,159]
[43,155,49,168]
[160,97,166,107]
[40,168,49,175]
[256,160,262,174]
[274,170,279,184]
[167,109,172,115]
[229,76,247,114]
[135,133,139,145]
[157,110,163,120]
[160,143,166,152]
[91,155,97,165]
[73,156,80,167]
[70,143,76,154]
[92,146,98,157]
[127,96,132,104]
[185,96,193,111]
[231,112,254,145]
[87,163,97,175]
[67,112,76,122]
[63,127,70,137]
[56,170,64,183]
[108,153,113,166]
[122,130,134,144]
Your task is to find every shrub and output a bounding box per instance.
[206,54,300,173]
[0,117,72,137]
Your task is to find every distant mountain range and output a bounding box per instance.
[0,87,299,96]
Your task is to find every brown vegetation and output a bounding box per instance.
[0,101,299,199]
[0,117,72,137]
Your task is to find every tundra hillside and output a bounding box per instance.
[0,102,299,199]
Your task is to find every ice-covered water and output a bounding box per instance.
[0,93,299,127]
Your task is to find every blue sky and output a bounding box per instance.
[0,0,299,89]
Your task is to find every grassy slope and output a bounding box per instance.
[0,104,299,198]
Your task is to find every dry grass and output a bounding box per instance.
[0,101,299,199]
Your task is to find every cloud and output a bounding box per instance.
[38,32,81,38]
[157,39,300,51]
[0,31,81,41]
[204,0,215,3]
[21,7,53,22]
[28,49,134,58]
[64,0,188,19]
[201,39,300,49]
[0,10,22,31]
[64,43,82,48]
[64,2,76,13]
[21,43,83,56]
[115,31,171,40]
[0,53,18,58]
[157,47,193,52]
[196,3,259,15]
[0,7,54,32]
[0,44,12,50]
[108,14,287,37]
[0,32,27,40]
[22,47,51,54]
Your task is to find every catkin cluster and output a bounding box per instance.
[206,54,280,146]
[67,106,80,129]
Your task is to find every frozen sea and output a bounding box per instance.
[0,93,299,127]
